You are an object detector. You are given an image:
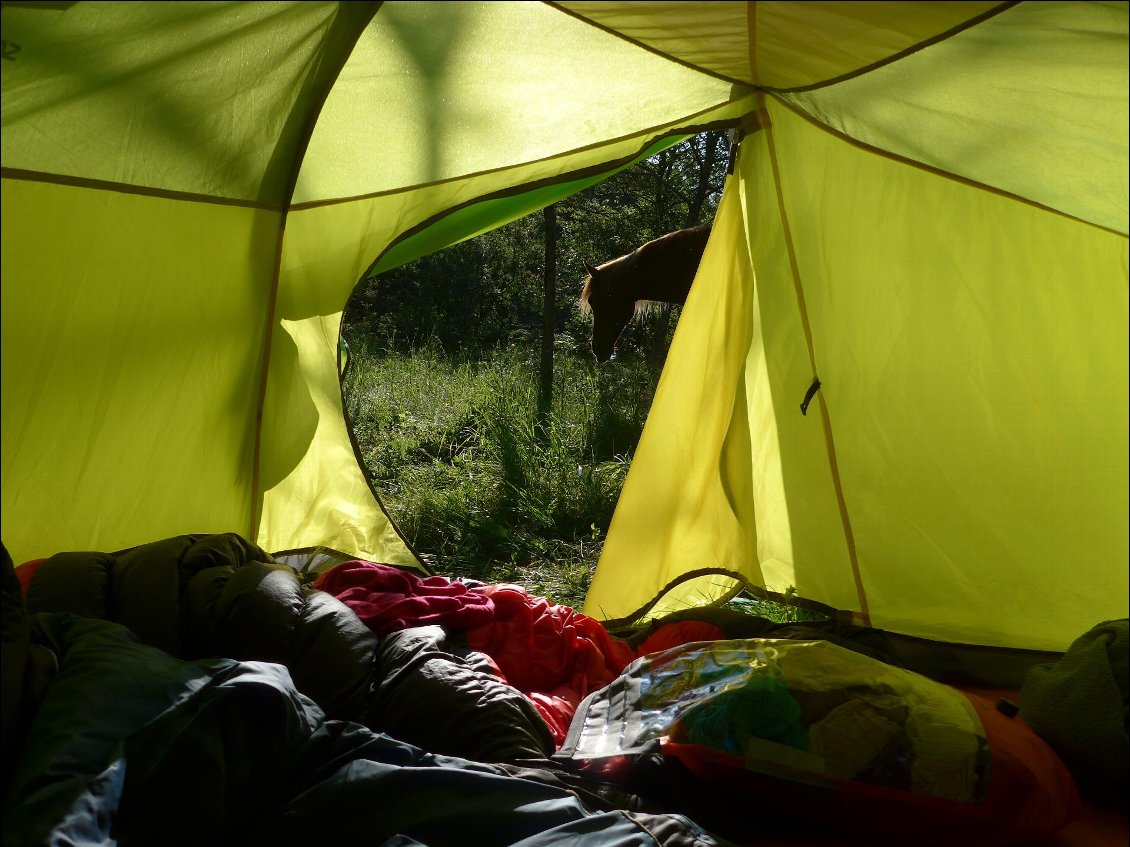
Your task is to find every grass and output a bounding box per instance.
[343,338,822,624]
[344,338,657,609]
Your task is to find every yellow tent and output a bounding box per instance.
[3,1,1126,654]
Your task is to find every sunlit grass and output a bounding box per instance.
[344,339,815,624]
[344,339,654,609]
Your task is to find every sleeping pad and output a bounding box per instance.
[1,607,730,847]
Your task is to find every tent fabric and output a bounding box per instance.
[780,0,1129,234]
[586,92,1129,651]
[2,1,1127,654]
[294,1,738,204]
[556,1,1008,90]
[0,2,370,205]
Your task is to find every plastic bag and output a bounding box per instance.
[559,638,988,803]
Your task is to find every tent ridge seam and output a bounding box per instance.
[760,1,1022,95]
[0,167,280,211]
[768,96,1129,238]
[543,0,756,90]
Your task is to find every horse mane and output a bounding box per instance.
[578,273,597,315]
[579,255,655,319]
[578,223,710,315]
[638,223,711,261]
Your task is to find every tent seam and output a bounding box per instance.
[595,567,845,631]
[249,1,384,546]
[758,93,871,626]
[762,1,1021,95]
[288,104,749,212]
[336,336,431,572]
[768,95,1129,239]
[544,1,1020,95]
[0,167,281,210]
[542,0,756,90]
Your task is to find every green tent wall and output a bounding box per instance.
[2,1,1126,654]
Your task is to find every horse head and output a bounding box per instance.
[581,261,635,363]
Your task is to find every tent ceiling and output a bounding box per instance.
[555,1,1007,88]
[294,1,736,205]
[0,1,374,205]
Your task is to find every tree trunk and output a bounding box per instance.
[686,131,722,229]
[646,132,726,368]
[538,204,557,436]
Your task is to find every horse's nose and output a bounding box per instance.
[592,346,613,364]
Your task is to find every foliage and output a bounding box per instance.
[723,588,828,624]
[342,131,732,363]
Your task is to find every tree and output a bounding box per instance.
[645,131,730,365]
[342,130,731,363]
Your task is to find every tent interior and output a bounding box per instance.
[2,2,1127,846]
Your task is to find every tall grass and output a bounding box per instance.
[344,338,822,625]
[343,338,659,608]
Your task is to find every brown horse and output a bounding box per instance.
[578,224,711,362]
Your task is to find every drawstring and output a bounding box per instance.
[800,377,821,416]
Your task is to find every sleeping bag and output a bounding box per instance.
[15,534,555,762]
[1,614,730,847]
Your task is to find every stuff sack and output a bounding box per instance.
[558,638,1079,846]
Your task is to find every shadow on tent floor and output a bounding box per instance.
[728,781,1126,847]
[749,807,1126,847]
[1027,804,1130,847]
[756,801,1127,847]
